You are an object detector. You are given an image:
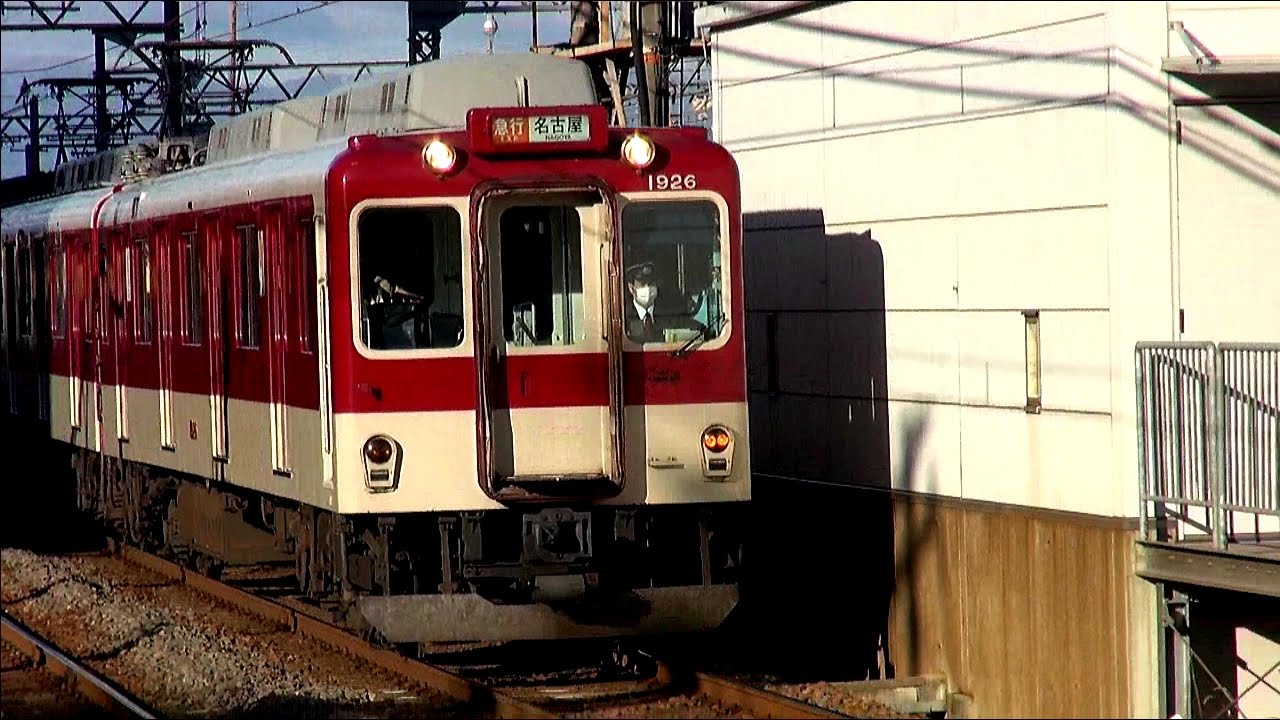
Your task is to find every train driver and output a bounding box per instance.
[624,261,666,343]
[371,274,425,304]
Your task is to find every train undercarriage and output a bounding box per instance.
[65,446,744,647]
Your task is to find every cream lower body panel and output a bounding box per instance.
[334,401,751,514]
[48,374,330,510]
[615,401,752,506]
[334,409,493,514]
[47,372,751,515]
[491,405,609,477]
[48,373,101,452]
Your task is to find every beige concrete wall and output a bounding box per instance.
[701,1,1279,716]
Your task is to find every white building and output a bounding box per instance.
[695,1,1278,717]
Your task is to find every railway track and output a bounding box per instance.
[112,541,853,718]
[1,609,158,719]
[3,538,931,719]
[523,662,856,719]
[102,540,558,719]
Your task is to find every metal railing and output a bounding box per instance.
[1136,342,1280,549]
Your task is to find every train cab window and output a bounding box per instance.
[620,200,725,346]
[356,206,464,351]
[179,232,203,345]
[236,225,262,349]
[497,204,586,348]
[132,238,154,344]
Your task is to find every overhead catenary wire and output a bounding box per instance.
[0,0,338,77]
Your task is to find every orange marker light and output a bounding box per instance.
[702,427,731,453]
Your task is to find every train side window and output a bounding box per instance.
[179,231,203,345]
[52,243,67,339]
[296,218,317,353]
[82,244,92,334]
[236,224,262,349]
[132,238,153,344]
[620,200,725,347]
[356,206,463,351]
[16,236,32,339]
[3,243,15,345]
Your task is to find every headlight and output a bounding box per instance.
[423,139,457,174]
[621,132,656,169]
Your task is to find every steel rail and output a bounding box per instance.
[1,609,159,719]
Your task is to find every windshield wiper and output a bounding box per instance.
[670,317,726,358]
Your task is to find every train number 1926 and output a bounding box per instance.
[648,173,697,191]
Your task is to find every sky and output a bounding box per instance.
[0,1,575,179]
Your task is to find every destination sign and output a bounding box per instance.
[491,114,591,145]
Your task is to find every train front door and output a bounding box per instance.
[474,189,624,499]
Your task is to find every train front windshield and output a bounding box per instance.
[620,199,725,347]
[352,195,729,354]
[356,205,466,351]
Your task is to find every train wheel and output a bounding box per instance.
[294,508,316,596]
[350,612,392,650]
[295,545,313,595]
[193,552,224,580]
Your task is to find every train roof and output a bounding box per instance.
[30,53,600,204]
[2,135,348,235]
[204,52,598,166]
[0,184,105,237]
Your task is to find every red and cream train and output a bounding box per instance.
[0,53,749,643]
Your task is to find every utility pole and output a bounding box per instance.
[25,94,41,175]
[94,32,109,151]
[162,0,184,138]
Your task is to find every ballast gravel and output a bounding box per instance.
[0,547,470,719]
[561,693,755,719]
[762,681,927,719]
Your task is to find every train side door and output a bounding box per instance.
[204,212,229,464]
[155,222,176,450]
[82,235,101,447]
[474,189,624,498]
[263,204,290,474]
[126,228,159,451]
[63,237,80,435]
[108,229,129,443]
[2,237,15,417]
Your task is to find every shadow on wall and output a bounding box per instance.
[708,209,941,682]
